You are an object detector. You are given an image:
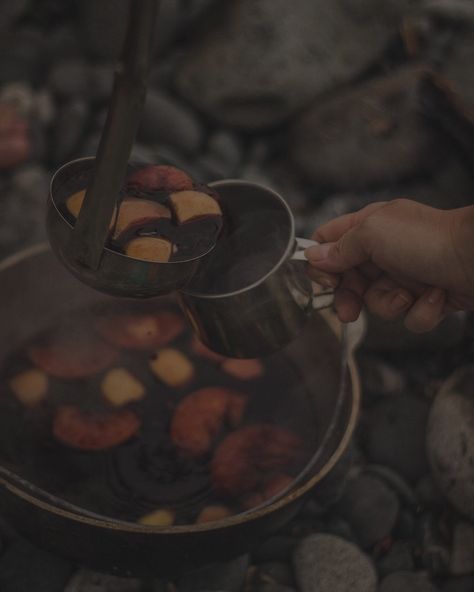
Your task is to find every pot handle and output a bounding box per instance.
[292,237,335,311]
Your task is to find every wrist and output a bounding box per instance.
[449,205,474,294]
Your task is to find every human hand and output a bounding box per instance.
[305,199,474,332]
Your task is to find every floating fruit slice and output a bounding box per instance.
[9,368,48,407]
[53,405,140,450]
[65,189,86,217]
[196,505,233,524]
[28,333,118,379]
[128,164,193,192]
[138,508,175,526]
[221,358,264,380]
[149,348,194,388]
[170,190,222,224]
[170,387,247,458]
[65,189,116,227]
[96,311,184,350]
[113,198,171,238]
[125,236,173,262]
[101,368,145,407]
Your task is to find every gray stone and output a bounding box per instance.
[64,570,141,591]
[417,513,451,575]
[49,58,90,98]
[377,542,415,577]
[51,98,89,164]
[323,516,356,543]
[336,474,399,548]
[427,366,474,519]
[364,465,417,507]
[416,475,446,508]
[0,0,29,33]
[441,575,474,592]
[450,521,474,575]
[379,571,440,592]
[75,0,181,60]
[0,27,46,85]
[177,555,249,592]
[0,539,74,592]
[289,67,442,189]
[207,130,243,170]
[293,534,377,592]
[33,88,55,126]
[10,164,49,203]
[365,395,430,482]
[0,82,34,116]
[256,561,295,587]
[393,508,417,541]
[138,90,203,154]
[252,536,298,563]
[175,0,414,129]
[356,355,405,399]
[256,585,295,592]
[441,31,474,122]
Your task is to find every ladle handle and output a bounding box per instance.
[292,237,335,311]
[70,0,158,270]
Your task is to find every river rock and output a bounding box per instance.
[336,474,399,548]
[0,0,29,33]
[450,521,474,575]
[441,32,474,122]
[441,575,474,592]
[377,541,415,577]
[175,0,413,129]
[379,571,440,592]
[427,366,474,519]
[138,90,203,154]
[0,539,74,592]
[64,570,141,592]
[293,534,377,592]
[49,58,90,98]
[364,395,430,482]
[177,555,249,592]
[289,67,442,189]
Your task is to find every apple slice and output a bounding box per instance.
[196,505,233,524]
[65,189,86,217]
[27,333,118,379]
[149,348,194,388]
[9,368,49,408]
[53,405,140,450]
[138,508,175,526]
[169,191,222,224]
[65,189,117,228]
[101,367,145,407]
[125,236,173,262]
[113,198,171,238]
[128,164,193,192]
[96,311,184,350]
[191,336,227,363]
[221,358,264,380]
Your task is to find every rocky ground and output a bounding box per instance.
[0,0,473,590]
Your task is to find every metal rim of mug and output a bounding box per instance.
[181,179,296,299]
[49,156,219,265]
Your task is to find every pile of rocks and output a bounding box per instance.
[0,0,473,590]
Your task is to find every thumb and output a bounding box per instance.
[305,227,371,273]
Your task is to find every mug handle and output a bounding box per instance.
[291,237,335,311]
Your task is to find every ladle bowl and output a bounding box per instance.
[47,157,211,298]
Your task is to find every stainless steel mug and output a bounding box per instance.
[178,180,334,358]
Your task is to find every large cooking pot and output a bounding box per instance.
[0,244,361,578]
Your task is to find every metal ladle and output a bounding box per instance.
[47,0,212,298]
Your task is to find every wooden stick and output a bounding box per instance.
[71,0,158,269]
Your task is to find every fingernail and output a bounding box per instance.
[427,287,444,305]
[391,291,411,311]
[305,243,331,261]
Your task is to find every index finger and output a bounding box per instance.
[312,201,388,243]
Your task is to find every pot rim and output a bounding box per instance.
[0,243,360,534]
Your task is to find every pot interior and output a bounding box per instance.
[0,245,352,529]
